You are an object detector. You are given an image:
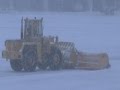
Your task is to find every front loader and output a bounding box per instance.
[2,17,110,72]
[2,17,63,71]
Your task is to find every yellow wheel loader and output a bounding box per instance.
[2,17,110,72]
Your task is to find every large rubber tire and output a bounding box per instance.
[38,54,49,70]
[10,59,23,72]
[22,46,37,72]
[49,47,63,70]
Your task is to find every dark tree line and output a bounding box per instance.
[0,0,120,14]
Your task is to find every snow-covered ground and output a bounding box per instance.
[0,60,120,90]
[0,12,120,90]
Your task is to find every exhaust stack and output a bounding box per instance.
[21,17,24,39]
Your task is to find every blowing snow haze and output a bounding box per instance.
[0,0,120,90]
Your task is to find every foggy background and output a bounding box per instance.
[0,1,120,89]
[0,0,120,15]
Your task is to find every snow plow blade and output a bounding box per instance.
[77,52,110,70]
[56,41,110,70]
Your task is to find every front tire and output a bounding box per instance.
[49,47,63,70]
[10,59,23,72]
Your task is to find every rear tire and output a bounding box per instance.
[22,46,37,72]
[10,59,23,72]
[38,54,49,70]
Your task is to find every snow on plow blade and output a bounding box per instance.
[78,52,110,70]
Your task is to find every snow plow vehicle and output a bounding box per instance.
[2,17,110,72]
